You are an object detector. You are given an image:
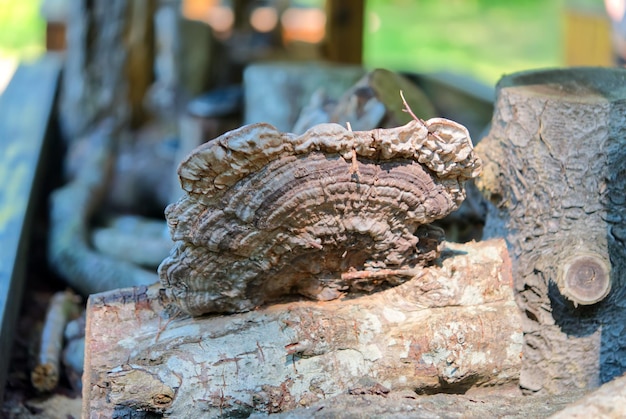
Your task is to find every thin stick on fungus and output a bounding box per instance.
[400,90,423,123]
[400,90,445,142]
[31,290,81,392]
[341,268,425,281]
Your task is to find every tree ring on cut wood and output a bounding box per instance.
[559,252,611,306]
[159,119,481,316]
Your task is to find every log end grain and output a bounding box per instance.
[559,253,611,306]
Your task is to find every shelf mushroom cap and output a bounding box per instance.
[158,119,482,316]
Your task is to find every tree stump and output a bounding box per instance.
[475,67,626,394]
[82,239,522,417]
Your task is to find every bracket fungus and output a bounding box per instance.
[158,118,481,316]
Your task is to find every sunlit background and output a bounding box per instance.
[0,0,616,92]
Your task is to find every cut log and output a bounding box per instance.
[83,239,522,417]
[475,67,626,394]
[31,290,81,392]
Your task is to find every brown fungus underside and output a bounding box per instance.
[158,119,481,316]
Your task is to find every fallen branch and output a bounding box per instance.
[31,290,81,392]
[83,239,522,417]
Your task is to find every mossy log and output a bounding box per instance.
[476,67,626,394]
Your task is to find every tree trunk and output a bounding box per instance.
[82,239,522,417]
[475,67,626,394]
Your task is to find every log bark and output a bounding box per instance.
[475,67,626,394]
[83,239,522,417]
[259,390,587,419]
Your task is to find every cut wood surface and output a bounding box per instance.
[475,67,626,394]
[83,239,522,417]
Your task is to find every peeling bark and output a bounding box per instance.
[83,239,522,417]
[475,67,626,394]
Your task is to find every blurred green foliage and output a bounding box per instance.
[364,0,568,85]
[0,0,607,85]
[0,0,45,59]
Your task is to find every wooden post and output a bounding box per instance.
[475,67,626,394]
[46,23,66,51]
[563,5,612,66]
[323,0,364,64]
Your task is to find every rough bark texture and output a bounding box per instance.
[159,120,481,316]
[83,239,522,418]
[475,67,626,394]
[257,390,587,419]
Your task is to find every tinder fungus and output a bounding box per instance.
[159,119,481,316]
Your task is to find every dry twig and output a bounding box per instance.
[31,290,81,392]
